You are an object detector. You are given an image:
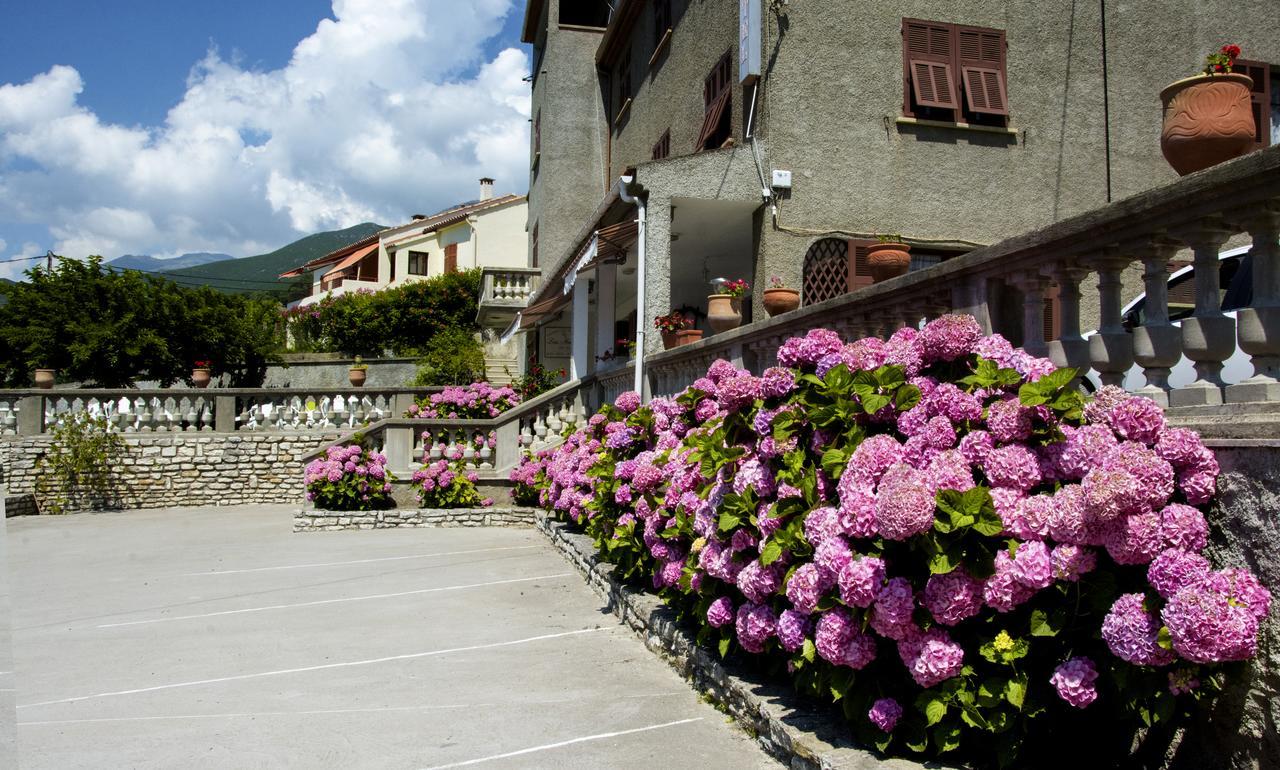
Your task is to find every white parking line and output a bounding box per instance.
[419,718,705,769]
[182,545,542,575]
[19,627,608,709]
[20,692,688,726]
[97,573,573,628]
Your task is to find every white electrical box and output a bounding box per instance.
[771,169,792,189]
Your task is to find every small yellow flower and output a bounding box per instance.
[993,631,1015,652]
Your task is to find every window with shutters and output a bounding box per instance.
[615,46,634,126]
[408,251,429,276]
[531,223,539,268]
[652,129,671,160]
[903,19,1008,127]
[534,110,541,155]
[444,243,458,274]
[802,238,874,306]
[1232,60,1275,149]
[652,0,673,64]
[695,51,733,152]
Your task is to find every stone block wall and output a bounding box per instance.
[0,433,339,512]
[294,506,536,532]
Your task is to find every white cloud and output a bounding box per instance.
[0,0,529,261]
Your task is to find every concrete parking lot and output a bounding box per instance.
[9,505,777,769]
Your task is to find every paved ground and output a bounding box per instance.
[9,505,778,769]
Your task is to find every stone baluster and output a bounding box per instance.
[181,397,197,432]
[1130,239,1183,405]
[1047,263,1091,378]
[1225,203,1280,403]
[1088,251,1135,388]
[199,399,215,432]
[1014,272,1049,359]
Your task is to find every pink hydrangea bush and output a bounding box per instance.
[412,458,489,508]
[305,443,394,510]
[512,316,1270,765]
[407,381,521,419]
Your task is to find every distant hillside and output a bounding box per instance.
[158,222,385,296]
[109,252,232,272]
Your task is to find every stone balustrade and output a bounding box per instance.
[0,387,445,437]
[479,267,541,305]
[643,147,1280,413]
[303,377,590,479]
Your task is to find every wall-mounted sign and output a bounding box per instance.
[739,0,760,85]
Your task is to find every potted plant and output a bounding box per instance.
[615,338,636,360]
[191,359,212,389]
[1161,44,1256,176]
[762,275,800,316]
[349,356,368,387]
[33,368,56,389]
[867,233,911,283]
[655,311,688,349]
[707,278,749,334]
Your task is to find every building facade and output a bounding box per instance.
[516,0,1280,382]
[284,179,528,308]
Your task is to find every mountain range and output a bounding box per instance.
[107,252,232,272]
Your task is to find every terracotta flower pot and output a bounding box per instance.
[192,368,211,388]
[1160,73,1255,176]
[33,369,55,389]
[707,294,742,334]
[762,287,800,317]
[661,330,680,349]
[349,368,367,387]
[867,242,912,283]
[674,329,703,347]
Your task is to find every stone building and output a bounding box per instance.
[512,0,1280,382]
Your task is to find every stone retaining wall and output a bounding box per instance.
[294,507,536,532]
[0,433,339,511]
[534,511,930,770]
[2,493,37,517]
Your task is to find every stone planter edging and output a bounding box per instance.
[294,506,537,532]
[534,511,935,770]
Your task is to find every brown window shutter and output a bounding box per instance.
[531,224,539,268]
[444,243,458,274]
[957,26,1008,115]
[694,90,730,150]
[534,110,541,153]
[847,239,875,290]
[1043,283,1061,342]
[1233,60,1271,149]
[903,19,958,110]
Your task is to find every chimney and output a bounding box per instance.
[479,177,494,201]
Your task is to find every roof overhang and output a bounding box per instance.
[596,0,644,66]
[521,0,546,43]
[321,242,379,278]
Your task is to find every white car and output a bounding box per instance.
[1084,244,1254,392]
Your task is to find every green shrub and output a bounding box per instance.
[34,414,128,513]
[412,327,486,386]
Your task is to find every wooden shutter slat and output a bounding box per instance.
[1043,283,1061,342]
[911,60,958,109]
[848,239,875,290]
[444,243,458,274]
[962,66,1008,115]
[904,19,952,61]
[694,88,730,150]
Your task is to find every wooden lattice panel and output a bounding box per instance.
[803,238,849,306]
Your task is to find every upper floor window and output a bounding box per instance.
[1233,59,1277,148]
[560,0,609,27]
[408,251,429,276]
[444,243,458,274]
[902,19,1008,126]
[534,110,541,155]
[652,0,673,63]
[695,51,732,151]
[616,46,634,124]
[652,129,671,160]
[531,223,540,268]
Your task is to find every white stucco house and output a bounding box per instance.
[281,179,529,307]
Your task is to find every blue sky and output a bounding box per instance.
[0,0,530,276]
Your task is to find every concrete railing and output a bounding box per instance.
[479,267,541,306]
[304,378,591,476]
[0,387,447,437]
[646,147,1280,410]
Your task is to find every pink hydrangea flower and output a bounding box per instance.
[1102,593,1175,666]
[868,698,903,732]
[838,556,886,608]
[898,627,964,687]
[1050,657,1099,708]
[874,464,936,540]
[923,570,983,626]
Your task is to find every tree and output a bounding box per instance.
[0,256,285,387]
